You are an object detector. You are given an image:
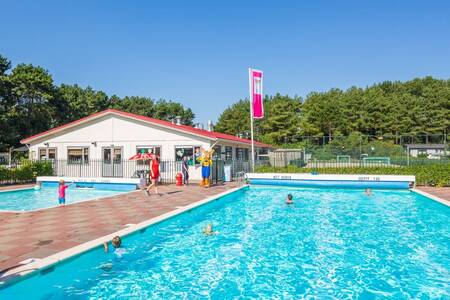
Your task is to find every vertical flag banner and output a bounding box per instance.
[249,68,264,119]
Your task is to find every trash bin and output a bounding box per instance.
[224,165,231,182]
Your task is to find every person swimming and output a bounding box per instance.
[203,223,218,236]
[103,236,127,257]
[101,236,127,271]
[286,194,294,205]
[365,188,372,196]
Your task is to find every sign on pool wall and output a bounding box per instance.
[246,173,415,189]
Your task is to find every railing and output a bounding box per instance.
[0,159,256,185]
[2,155,448,186]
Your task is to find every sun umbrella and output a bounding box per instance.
[129,151,157,161]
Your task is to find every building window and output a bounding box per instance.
[175,146,201,165]
[213,145,222,160]
[136,146,161,165]
[38,148,57,160]
[225,146,233,161]
[243,148,249,161]
[236,148,244,160]
[68,147,89,164]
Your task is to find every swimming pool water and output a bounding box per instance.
[0,187,126,211]
[1,186,449,299]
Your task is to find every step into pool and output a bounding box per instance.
[0,186,449,298]
[0,187,127,212]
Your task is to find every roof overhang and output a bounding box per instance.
[20,109,274,148]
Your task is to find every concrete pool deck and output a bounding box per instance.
[0,183,448,276]
[0,182,239,273]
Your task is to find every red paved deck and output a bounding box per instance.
[0,183,239,273]
[417,187,450,204]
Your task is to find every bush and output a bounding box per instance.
[255,164,450,187]
[0,160,54,184]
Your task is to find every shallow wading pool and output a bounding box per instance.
[0,187,127,211]
[0,186,449,298]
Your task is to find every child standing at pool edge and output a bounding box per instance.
[58,180,72,205]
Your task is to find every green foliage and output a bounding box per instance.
[0,160,53,183]
[255,164,450,187]
[307,134,406,160]
[216,77,450,146]
[215,94,302,145]
[300,77,450,138]
[0,54,196,150]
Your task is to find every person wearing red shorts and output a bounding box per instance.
[146,157,160,195]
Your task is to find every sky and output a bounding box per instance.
[1,0,450,124]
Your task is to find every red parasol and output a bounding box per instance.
[129,152,157,161]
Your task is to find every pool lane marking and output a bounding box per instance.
[0,185,249,285]
[411,189,450,207]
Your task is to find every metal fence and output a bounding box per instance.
[280,133,448,146]
[1,149,449,186]
[0,159,255,186]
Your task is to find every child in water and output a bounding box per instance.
[101,236,127,271]
[103,236,127,257]
[58,180,73,205]
[365,188,372,196]
[203,223,218,236]
[286,194,294,205]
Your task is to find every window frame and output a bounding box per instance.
[38,147,57,160]
[225,146,233,161]
[67,146,90,164]
[174,145,201,165]
[136,145,161,165]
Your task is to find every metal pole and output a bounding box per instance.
[407,145,410,166]
[249,68,255,172]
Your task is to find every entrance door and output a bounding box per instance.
[102,147,123,177]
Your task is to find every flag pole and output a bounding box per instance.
[249,68,255,172]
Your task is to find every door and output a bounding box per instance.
[102,147,123,177]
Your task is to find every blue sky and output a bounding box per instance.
[1,0,449,124]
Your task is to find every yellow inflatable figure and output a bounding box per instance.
[197,144,216,188]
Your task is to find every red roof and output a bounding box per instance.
[21,109,273,148]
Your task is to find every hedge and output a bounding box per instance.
[0,160,54,184]
[255,164,450,187]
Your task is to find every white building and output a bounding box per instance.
[405,144,448,158]
[21,109,272,180]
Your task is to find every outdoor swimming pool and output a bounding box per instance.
[0,187,127,211]
[1,186,449,298]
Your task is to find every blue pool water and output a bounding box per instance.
[1,186,449,299]
[0,187,126,211]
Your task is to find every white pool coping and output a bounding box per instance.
[0,185,248,286]
[37,176,145,185]
[412,188,450,207]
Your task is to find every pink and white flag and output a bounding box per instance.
[249,68,264,119]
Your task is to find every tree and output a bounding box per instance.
[215,94,302,145]
[214,99,250,136]
[9,64,57,144]
[57,84,110,122]
[152,99,195,125]
[0,54,196,150]
[0,55,14,149]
